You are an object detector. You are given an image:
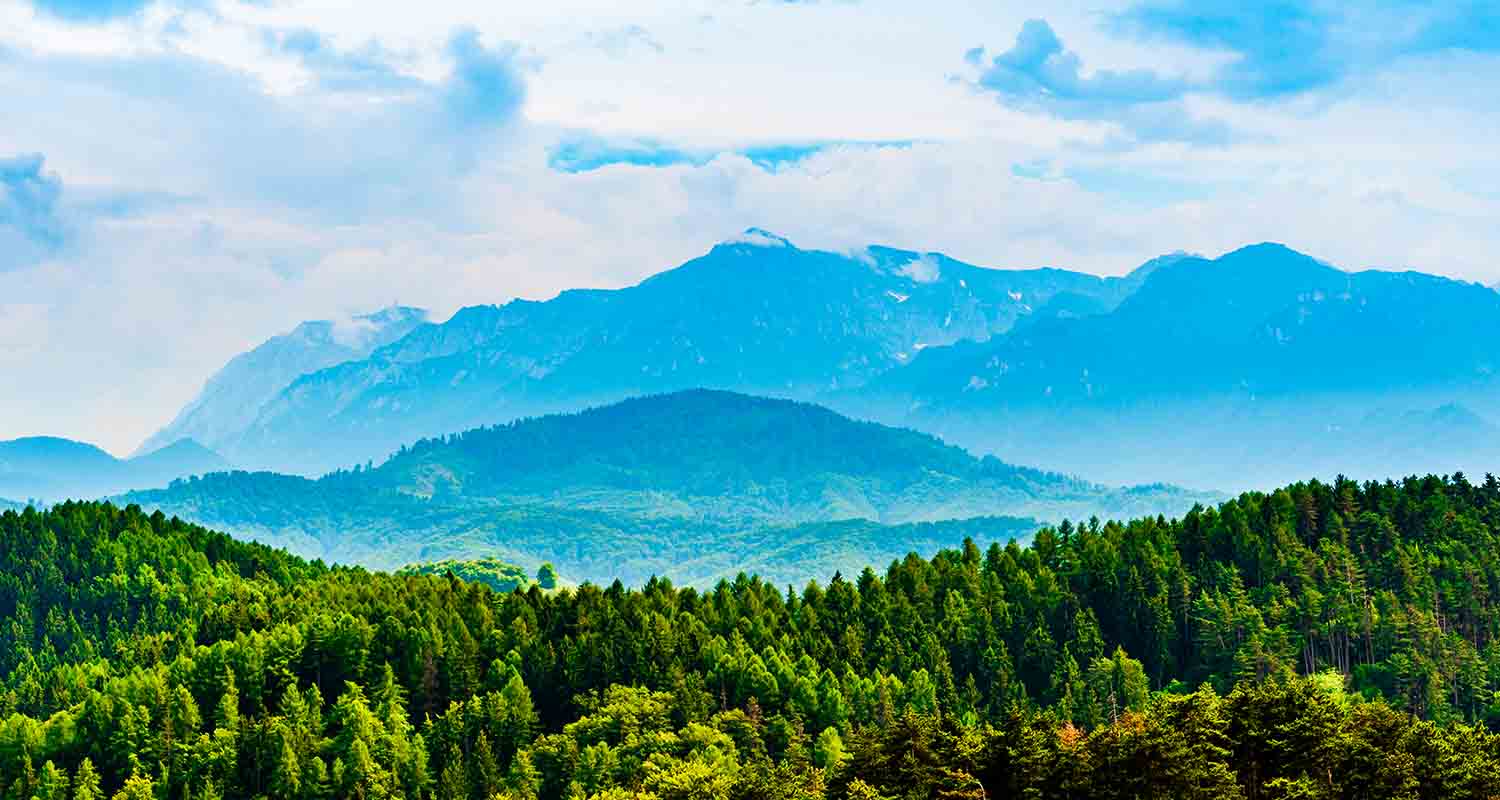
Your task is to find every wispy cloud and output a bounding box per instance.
[547,134,911,173]
[3,27,528,225]
[1400,1,1500,56]
[0,154,68,271]
[974,3,1500,145]
[969,19,1229,144]
[443,28,527,129]
[1113,1,1341,98]
[980,19,1189,109]
[1114,0,1500,98]
[584,25,664,58]
[263,28,423,93]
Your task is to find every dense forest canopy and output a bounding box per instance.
[397,558,552,594]
[5,472,1500,799]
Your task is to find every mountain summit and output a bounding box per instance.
[176,239,1145,473]
[141,240,1500,488]
[846,243,1500,487]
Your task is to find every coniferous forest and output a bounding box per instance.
[6,473,1500,800]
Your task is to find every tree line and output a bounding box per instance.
[3,472,1500,798]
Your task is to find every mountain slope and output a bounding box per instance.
[846,243,1500,487]
[865,243,1500,408]
[125,391,1213,584]
[0,436,228,502]
[208,233,1152,473]
[137,305,427,459]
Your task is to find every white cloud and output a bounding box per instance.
[899,254,942,283]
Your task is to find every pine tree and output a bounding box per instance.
[813,727,847,770]
[109,773,155,800]
[73,758,104,800]
[35,760,69,800]
[270,733,301,800]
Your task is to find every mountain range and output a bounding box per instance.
[136,305,428,459]
[148,231,1160,474]
[0,436,228,503]
[848,243,1500,487]
[124,390,1213,585]
[137,234,1500,491]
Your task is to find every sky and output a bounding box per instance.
[1,0,1498,454]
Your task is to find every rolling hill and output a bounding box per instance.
[125,390,1212,585]
[0,435,228,502]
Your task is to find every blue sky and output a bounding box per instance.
[1,0,1498,451]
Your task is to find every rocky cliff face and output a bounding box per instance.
[137,306,428,462]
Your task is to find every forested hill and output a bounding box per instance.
[124,391,1210,583]
[376,389,1120,501]
[7,473,1500,799]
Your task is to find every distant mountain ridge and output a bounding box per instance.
[137,305,428,460]
[842,243,1500,487]
[861,243,1500,407]
[162,232,1157,473]
[125,390,1214,585]
[142,238,1500,489]
[0,436,228,502]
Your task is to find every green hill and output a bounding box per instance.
[124,390,1210,584]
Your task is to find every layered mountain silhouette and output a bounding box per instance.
[846,243,1500,487]
[141,236,1500,489]
[859,244,1500,405]
[125,390,1213,585]
[147,232,1156,473]
[0,436,228,502]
